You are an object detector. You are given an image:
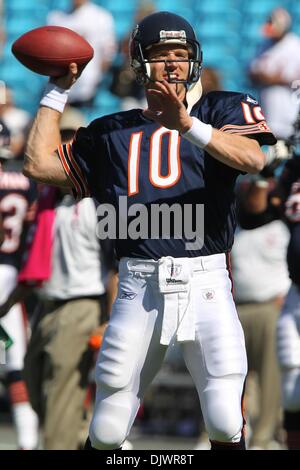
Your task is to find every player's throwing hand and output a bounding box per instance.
[144,80,193,133]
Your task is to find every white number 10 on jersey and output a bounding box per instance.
[128,127,181,196]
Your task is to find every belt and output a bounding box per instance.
[120,253,226,276]
[119,254,226,346]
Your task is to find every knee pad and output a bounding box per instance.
[203,375,245,443]
[201,318,247,378]
[96,322,143,390]
[206,414,243,443]
[89,396,134,450]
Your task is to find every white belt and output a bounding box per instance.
[121,254,226,346]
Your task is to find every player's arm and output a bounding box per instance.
[237,178,270,214]
[24,106,69,185]
[144,80,266,174]
[201,128,265,174]
[23,63,79,187]
[0,283,31,319]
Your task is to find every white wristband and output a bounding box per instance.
[182,117,212,149]
[40,82,70,113]
[255,179,269,188]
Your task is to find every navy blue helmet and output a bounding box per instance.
[130,11,202,85]
[0,120,12,160]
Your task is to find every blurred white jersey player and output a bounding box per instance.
[0,120,38,449]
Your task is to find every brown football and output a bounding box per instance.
[12,26,94,77]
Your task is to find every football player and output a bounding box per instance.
[0,120,38,449]
[276,154,300,449]
[24,12,276,450]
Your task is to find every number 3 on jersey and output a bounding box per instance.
[0,193,28,253]
[128,127,181,196]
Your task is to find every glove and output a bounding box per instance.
[261,140,290,177]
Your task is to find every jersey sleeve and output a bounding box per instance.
[57,122,107,200]
[201,91,277,146]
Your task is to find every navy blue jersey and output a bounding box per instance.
[0,162,37,268]
[280,158,300,284]
[58,91,276,260]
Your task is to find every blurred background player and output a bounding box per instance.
[249,7,300,140]
[194,148,291,450]
[0,119,38,450]
[276,115,300,450]
[110,2,156,111]
[200,67,222,96]
[0,86,31,158]
[231,174,291,449]
[47,0,117,108]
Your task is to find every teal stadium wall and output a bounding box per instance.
[1,0,300,120]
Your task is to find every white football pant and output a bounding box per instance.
[90,254,248,449]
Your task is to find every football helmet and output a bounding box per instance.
[0,120,12,160]
[130,11,202,85]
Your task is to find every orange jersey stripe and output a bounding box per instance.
[223,128,272,135]
[57,146,82,199]
[219,122,271,132]
[66,144,90,197]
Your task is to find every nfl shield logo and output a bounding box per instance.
[202,290,215,301]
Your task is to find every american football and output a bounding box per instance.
[11,26,94,77]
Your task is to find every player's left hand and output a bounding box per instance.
[143,80,193,133]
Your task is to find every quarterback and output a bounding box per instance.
[24,12,276,450]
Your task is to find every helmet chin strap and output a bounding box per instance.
[186,79,202,111]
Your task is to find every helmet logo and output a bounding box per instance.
[159,30,187,42]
